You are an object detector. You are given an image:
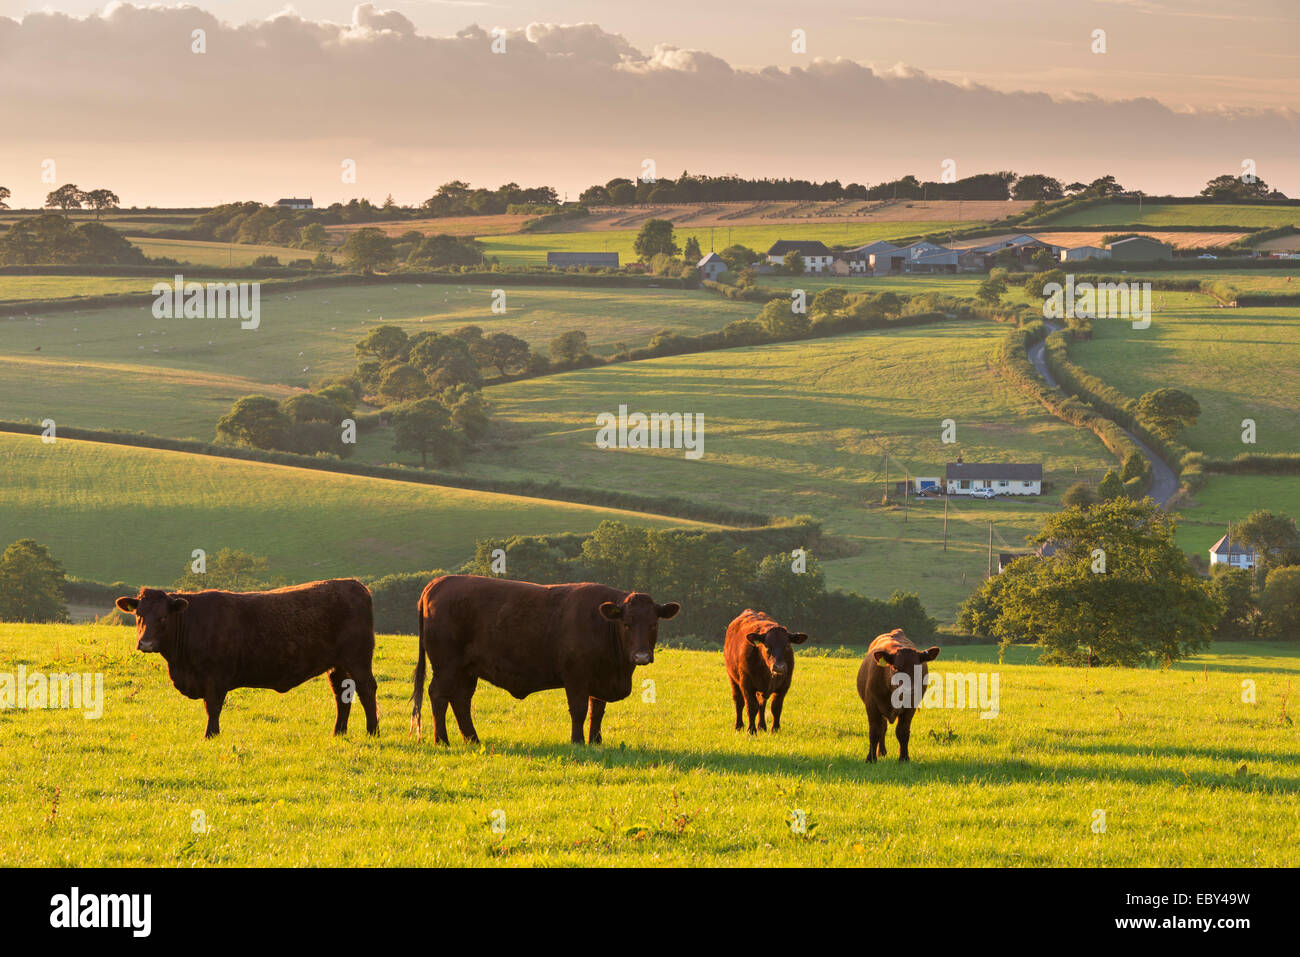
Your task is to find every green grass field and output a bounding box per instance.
[482,222,971,265]
[0,282,754,438]
[1068,306,1300,458]
[2,623,1296,866]
[1040,202,1300,228]
[445,321,1114,619]
[0,433,713,587]
[130,238,313,267]
[0,275,220,303]
[1175,475,1300,556]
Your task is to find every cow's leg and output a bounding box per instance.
[743,686,761,735]
[587,697,606,745]
[204,689,226,739]
[866,708,885,763]
[328,668,352,735]
[756,693,768,732]
[428,676,452,746]
[896,710,915,762]
[730,678,745,731]
[564,686,589,745]
[449,676,479,743]
[345,655,380,735]
[770,690,784,733]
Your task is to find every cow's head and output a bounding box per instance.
[115,588,189,654]
[599,593,680,666]
[874,632,940,709]
[746,625,808,679]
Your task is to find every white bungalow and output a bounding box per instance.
[945,462,1043,496]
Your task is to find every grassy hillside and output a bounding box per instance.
[0,282,754,438]
[450,322,1115,618]
[1175,475,1300,556]
[1067,305,1300,458]
[130,237,312,267]
[0,433,713,587]
[1041,202,1300,228]
[2,624,1296,866]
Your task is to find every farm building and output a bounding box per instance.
[1209,533,1257,570]
[275,197,313,210]
[912,476,942,493]
[547,252,620,268]
[766,240,835,273]
[838,241,897,275]
[1107,236,1173,262]
[870,241,958,275]
[1060,245,1112,262]
[997,552,1030,574]
[945,462,1043,496]
[697,251,728,280]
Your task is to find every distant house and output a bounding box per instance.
[1060,245,1112,262]
[869,240,959,275]
[1108,236,1173,262]
[1209,533,1256,570]
[275,198,313,210]
[766,240,835,273]
[547,252,619,269]
[697,251,728,281]
[945,462,1043,496]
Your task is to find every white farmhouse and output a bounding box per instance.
[1209,533,1257,570]
[946,462,1043,496]
[766,240,835,273]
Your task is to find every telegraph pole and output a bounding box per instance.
[987,522,993,579]
[943,493,949,551]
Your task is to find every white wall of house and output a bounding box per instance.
[1210,552,1256,570]
[947,478,1042,495]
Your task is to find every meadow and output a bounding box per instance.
[2,623,1296,867]
[1040,202,1300,228]
[128,237,313,267]
[0,275,227,303]
[0,433,712,587]
[444,321,1115,619]
[1067,305,1300,458]
[1174,475,1300,556]
[0,282,754,438]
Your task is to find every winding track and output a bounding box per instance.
[1027,321,1177,507]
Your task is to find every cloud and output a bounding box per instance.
[0,2,1295,206]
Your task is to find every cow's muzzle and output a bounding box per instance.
[631,652,652,666]
[137,637,161,653]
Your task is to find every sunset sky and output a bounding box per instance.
[1,0,1296,207]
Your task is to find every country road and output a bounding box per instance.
[1029,321,1178,507]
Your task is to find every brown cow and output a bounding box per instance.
[856,629,940,762]
[115,579,378,739]
[724,609,807,733]
[411,575,679,745]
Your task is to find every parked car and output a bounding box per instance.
[972,487,997,499]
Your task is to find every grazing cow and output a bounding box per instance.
[411,575,679,745]
[114,579,378,739]
[723,609,808,733]
[856,629,940,762]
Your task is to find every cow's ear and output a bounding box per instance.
[115,597,138,613]
[598,601,623,621]
[874,651,895,666]
[655,601,680,620]
[745,632,764,646]
[921,646,940,661]
[790,632,809,644]
[167,596,189,613]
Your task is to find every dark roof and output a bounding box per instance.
[845,240,899,258]
[1210,534,1254,556]
[1109,236,1170,248]
[547,252,619,266]
[698,252,726,266]
[274,197,312,205]
[767,240,833,256]
[946,462,1043,481]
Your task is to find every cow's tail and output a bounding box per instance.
[410,600,426,738]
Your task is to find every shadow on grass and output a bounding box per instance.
[485,735,1300,795]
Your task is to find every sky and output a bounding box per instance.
[0,0,1296,207]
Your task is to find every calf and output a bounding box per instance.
[856,629,940,762]
[724,609,808,733]
[412,575,679,745]
[115,578,378,739]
